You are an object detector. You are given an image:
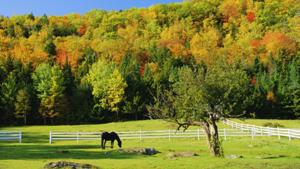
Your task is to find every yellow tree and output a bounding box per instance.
[91,38,126,64]
[12,36,48,66]
[55,36,90,68]
[190,27,220,65]
[0,32,11,61]
[159,19,195,59]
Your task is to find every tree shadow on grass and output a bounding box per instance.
[0,131,49,143]
[23,132,49,143]
[0,144,144,160]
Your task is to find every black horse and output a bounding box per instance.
[101,132,122,149]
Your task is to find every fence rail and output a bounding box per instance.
[49,128,271,144]
[0,131,22,143]
[49,120,300,144]
[223,119,300,140]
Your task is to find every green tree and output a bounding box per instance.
[119,54,147,120]
[14,88,31,125]
[32,63,65,124]
[149,62,250,157]
[60,62,75,124]
[87,59,127,120]
[44,39,56,57]
[0,72,18,124]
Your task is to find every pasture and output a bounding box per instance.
[1,119,300,169]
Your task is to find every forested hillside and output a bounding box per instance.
[0,0,299,125]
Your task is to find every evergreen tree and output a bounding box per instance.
[44,39,56,56]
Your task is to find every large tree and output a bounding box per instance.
[149,62,250,157]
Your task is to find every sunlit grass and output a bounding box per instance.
[1,119,300,169]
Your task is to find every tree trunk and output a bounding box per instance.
[201,115,223,157]
[116,111,119,121]
[201,121,212,150]
[24,114,27,125]
[135,111,138,120]
[209,116,223,157]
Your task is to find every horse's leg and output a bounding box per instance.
[111,139,114,148]
[103,140,107,149]
[101,139,104,149]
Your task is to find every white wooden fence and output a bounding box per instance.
[0,131,22,143]
[223,119,300,140]
[49,120,300,144]
[49,128,266,144]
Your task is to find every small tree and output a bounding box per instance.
[149,63,250,157]
[14,88,31,125]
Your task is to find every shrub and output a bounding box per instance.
[263,122,284,128]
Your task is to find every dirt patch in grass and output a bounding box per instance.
[166,151,198,159]
[118,147,160,155]
[44,161,100,169]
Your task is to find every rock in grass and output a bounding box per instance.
[166,152,198,159]
[226,154,243,159]
[119,148,160,155]
[44,161,100,169]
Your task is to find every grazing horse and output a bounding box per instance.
[101,132,122,149]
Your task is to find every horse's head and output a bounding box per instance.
[118,140,122,148]
[112,132,122,148]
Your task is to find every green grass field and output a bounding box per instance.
[1,119,300,169]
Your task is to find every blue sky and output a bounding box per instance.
[0,0,182,16]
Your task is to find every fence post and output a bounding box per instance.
[197,128,200,141]
[277,127,280,140]
[251,128,254,140]
[139,129,142,141]
[19,131,22,143]
[224,129,227,141]
[169,129,171,141]
[77,132,79,144]
[49,131,52,144]
[288,130,291,141]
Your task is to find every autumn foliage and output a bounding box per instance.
[261,32,297,56]
[0,0,299,125]
[246,11,255,23]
